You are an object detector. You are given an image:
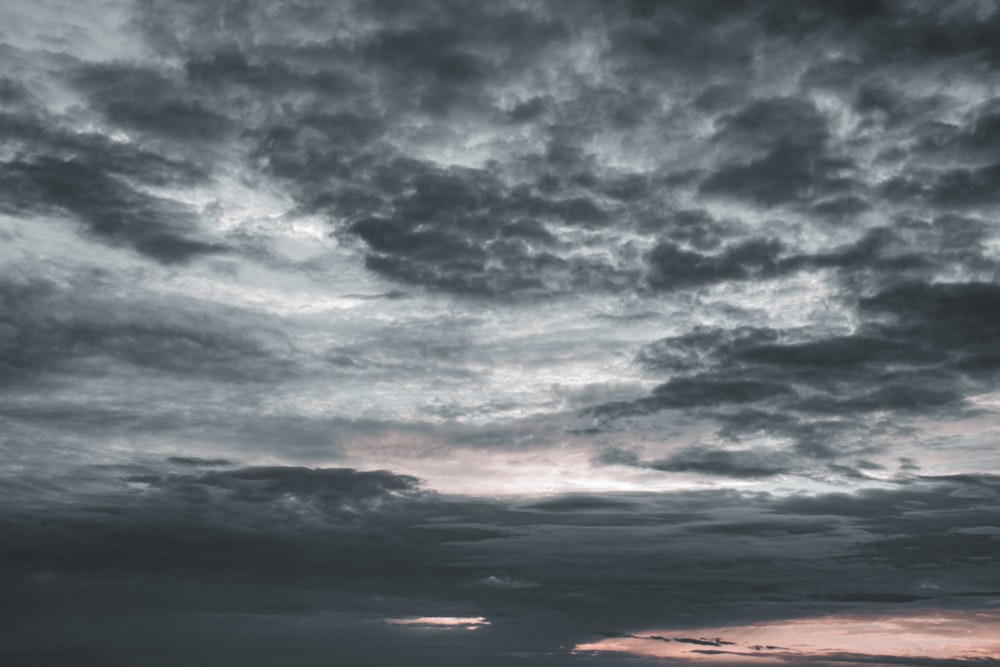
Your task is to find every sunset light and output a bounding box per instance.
[575,610,1000,664]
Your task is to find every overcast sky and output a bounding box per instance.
[2,1,1000,665]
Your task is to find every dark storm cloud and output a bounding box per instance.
[650,375,793,410]
[6,0,1000,664]
[637,208,733,251]
[120,1,745,296]
[183,47,361,97]
[166,456,235,467]
[701,144,848,206]
[843,2,1000,67]
[137,465,424,511]
[917,100,1000,159]
[595,438,795,479]
[72,62,231,142]
[1,157,225,263]
[634,326,780,373]
[4,0,996,298]
[649,446,790,478]
[0,275,294,385]
[646,238,787,290]
[859,281,1000,372]
[642,214,993,294]
[319,157,635,297]
[524,495,640,513]
[1,465,436,580]
[699,96,859,208]
[881,163,1000,210]
[15,0,979,298]
[605,0,755,76]
[0,92,221,262]
[5,466,999,663]
[0,111,210,187]
[590,279,1000,469]
[348,165,555,296]
[656,281,1000,399]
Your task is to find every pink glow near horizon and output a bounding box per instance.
[573,609,1000,663]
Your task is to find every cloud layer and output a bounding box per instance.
[3,0,1000,664]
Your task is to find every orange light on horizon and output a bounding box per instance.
[573,609,1000,664]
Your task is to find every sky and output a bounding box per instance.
[2,0,1000,665]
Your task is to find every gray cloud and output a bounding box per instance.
[0,275,295,385]
[6,465,999,663]
[2,157,226,263]
[5,0,1000,664]
[649,446,790,478]
[72,62,232,143]
[590,279,1000,470]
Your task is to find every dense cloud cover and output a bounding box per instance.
[5,463,1000,665]
[2,0,1000,664]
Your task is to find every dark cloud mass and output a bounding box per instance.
[5,466,1000,664]
[0,274,294,385]
[3,0,1000,665]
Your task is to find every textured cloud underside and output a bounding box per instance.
[3,1,1000,665]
